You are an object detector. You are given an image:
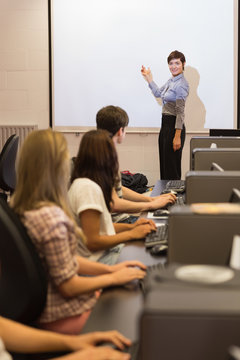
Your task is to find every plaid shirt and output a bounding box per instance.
[22,205,97,323]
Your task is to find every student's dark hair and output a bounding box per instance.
[96,105,129,137]
[71,129,119,211]
[167,50,186,70]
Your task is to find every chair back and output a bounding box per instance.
[0,198,47,324]
[0,134,19,192]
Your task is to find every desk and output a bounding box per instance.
[83,242,164,339]
[151,180,168,197]
[82,180,167,340]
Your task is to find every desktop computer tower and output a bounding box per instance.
[139,264,240,360]
[167,205,240,265]
[190,136,240,170]
[192,148,240,171]
[185,171,240,204]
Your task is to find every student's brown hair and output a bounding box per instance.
[96,105,129,137]
[71,130,119,211]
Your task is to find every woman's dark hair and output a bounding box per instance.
[167,50,186,69]
[71,129,119,211]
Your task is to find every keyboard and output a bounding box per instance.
[153,195,185,216]
[176,195,185,205]
[146,262,165,274]
[140,262,165,294]
[165,179,185,192]
[123,341,139,360]
[145,224,168,248]
[152,208,169,217]
[167,195,185,208]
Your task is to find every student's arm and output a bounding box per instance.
[122,186,176,204]
[79,209,155,251]
[111,188,176,213]
[0,316,80,353]
[54,347,130,360]
[58,263,146,298]
[41,217,146,299]
[0,317,131,360]
[122,186,153,202]
[114,218,156,233]
[76,256,146,275]
[53,347,130,360]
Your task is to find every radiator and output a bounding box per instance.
[0,125,38,149]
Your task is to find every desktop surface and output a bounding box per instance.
[150,180,168,197]
[82,180,240,359]
[82,240,165,340]
[82,181,168,339]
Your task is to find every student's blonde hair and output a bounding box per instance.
[11,129,84,239]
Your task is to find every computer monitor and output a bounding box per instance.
[210,129,240,136]
[210,162,224,172]
[229,188,240,203]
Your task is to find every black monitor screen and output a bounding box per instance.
[210,129,240,136]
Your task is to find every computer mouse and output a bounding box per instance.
[150,244,168,256]
[153,209,170,217]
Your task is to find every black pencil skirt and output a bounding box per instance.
[158,114,186,180]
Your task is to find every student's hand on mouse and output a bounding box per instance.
[72,346,130,360]
[111,266,146,285]
[110,260,147,272]
[141,65,153,83]
[76,330,131,350]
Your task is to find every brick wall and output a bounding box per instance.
[0,0,49,128]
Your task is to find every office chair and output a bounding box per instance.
[0,198,47,325]
[0,134,19,199]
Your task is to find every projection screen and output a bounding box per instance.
[50,0,238,132]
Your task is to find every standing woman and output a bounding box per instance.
[141,50,189,180]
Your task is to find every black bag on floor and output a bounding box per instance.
[121,171,148,193]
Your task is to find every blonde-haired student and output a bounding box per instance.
[10,129,146,334]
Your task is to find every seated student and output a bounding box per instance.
[96,105,176,223]
[0,316,130,360]
[10,129,146,335]
[69,129,156,256]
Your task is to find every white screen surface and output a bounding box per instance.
[51,0,237,131]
